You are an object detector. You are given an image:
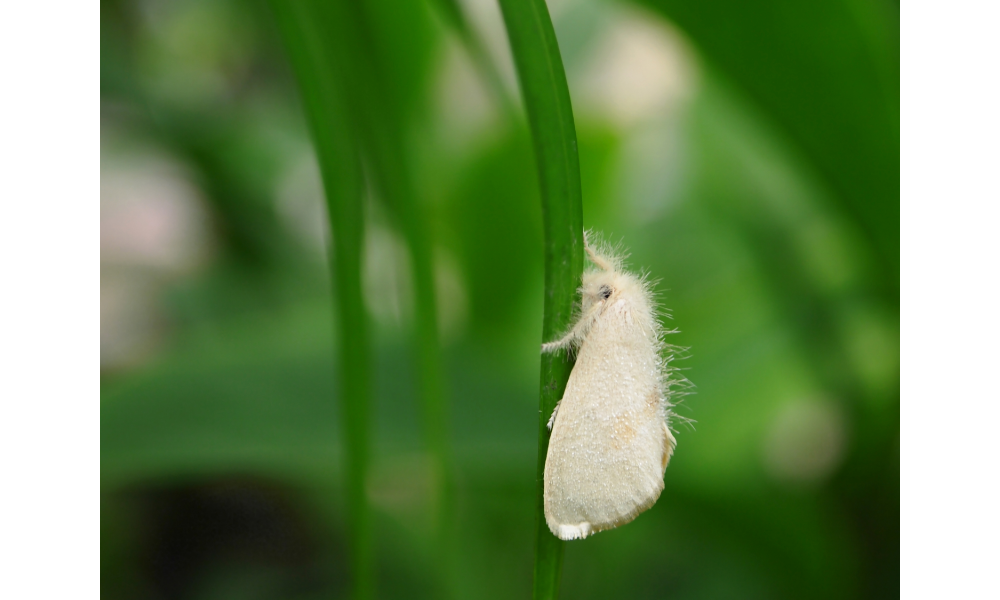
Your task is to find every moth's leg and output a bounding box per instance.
[541,330,576,354]
[546,400,562,431]
[541,311,593,353]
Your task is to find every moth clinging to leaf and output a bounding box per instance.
[541,231,685,540]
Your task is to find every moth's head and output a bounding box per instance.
[580,269,621,313]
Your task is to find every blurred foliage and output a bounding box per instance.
[101,0,899,598]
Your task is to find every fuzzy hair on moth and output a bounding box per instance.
[541,231,682,541]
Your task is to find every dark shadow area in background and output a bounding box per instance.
[105,480,342,600]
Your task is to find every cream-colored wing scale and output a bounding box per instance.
[543,294,675,540]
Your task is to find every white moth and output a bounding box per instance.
[541,232,679,541]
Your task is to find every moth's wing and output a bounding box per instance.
[543,311,670,539]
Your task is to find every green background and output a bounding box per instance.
[101,0,899,597]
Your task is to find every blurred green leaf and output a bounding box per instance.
[638,0,899,286]
[424,0,516,116]
[270,1,375,598]
[315,0,457,595]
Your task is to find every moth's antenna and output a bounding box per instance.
[583,229,615,272]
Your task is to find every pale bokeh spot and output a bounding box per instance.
[763,398,848,485]
[575,8,697,128]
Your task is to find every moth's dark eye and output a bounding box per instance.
[599,285,613,300]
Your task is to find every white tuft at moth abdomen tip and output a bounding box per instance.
[556,522,593,540]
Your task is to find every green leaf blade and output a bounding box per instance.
[497,0,585,597]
